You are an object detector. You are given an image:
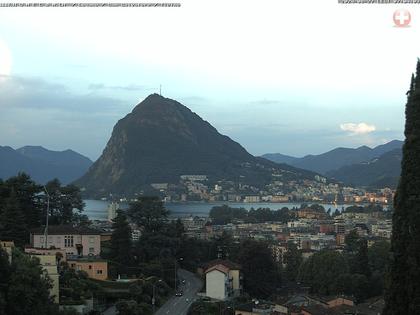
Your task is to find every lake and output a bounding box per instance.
[83,199,358,220]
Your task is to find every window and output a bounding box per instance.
[89,265,92,270]
[89,236,95,244]
[64,235,74,247]
[57,236,61,243]
[97,270,103,274]
[48,236,53,243]
[40,236,44,244]
[89,247,95,254]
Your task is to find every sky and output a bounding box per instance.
[0,0,419,161]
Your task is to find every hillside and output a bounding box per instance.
[75,94,320,197]
[0,145,92,184]
[326,148,402,188]
[262,140,403,175]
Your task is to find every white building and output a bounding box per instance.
[204,260,241,300]
[107,202,119,221]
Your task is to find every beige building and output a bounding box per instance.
[34,255,60,303]
[204,260,241,300]
[25,247,67,262]
[30,225,101,257]
[68,258,108,281]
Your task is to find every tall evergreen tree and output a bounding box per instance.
[354,239,370,278]
[284,241,302,281]
[384,59,420,314]
[110,210,132,268]
[7,249,55,315]
[0,189,28,247]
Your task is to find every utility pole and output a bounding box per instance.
[43,186,50,249]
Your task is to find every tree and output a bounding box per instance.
[0,248,11,314]
[384,60,420,314]
[5,249,56,315]
[298,250,348,296]
[2,173,42,229]
[110,210,132,268]
[0,189,28,247]
[284,241,302,281]
[344,229,360,252]
[45,179,85,225]
[236,240,280,298]
[354,239,370,278]
[127,197,169,233]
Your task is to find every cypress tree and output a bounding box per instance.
[0,189,28,247]
[110,210,132,268]
[384,59,420,314]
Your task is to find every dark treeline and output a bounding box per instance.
[209,203,388,225]
[298,232,390,302]
[0,173,86,248]
[209,204,297,225]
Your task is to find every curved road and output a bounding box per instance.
[155,269,203,315]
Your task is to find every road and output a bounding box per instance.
[155,269,203,315]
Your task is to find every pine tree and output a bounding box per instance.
[384,59,420,314]
[110,210,132,268]
[284,241,302,281]
[354,239,370,278]
[0,189,28,247]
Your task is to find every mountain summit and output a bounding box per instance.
[76,94,317,197]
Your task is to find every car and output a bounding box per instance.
[175,291,183,297]
[182,279,186,284]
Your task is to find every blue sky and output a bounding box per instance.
[0,0,419,160]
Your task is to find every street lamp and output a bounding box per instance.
[42,186,50,249]
[152,279,163,313]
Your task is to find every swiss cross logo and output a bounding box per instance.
[393,9,411,27]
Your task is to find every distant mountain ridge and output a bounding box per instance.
[0,145,92,184]
[327,148,402,188]
[75,94,321,197]
[262,140,403,175]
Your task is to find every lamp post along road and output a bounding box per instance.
[43,186,50,249]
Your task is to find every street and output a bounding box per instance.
[155,269,203,315]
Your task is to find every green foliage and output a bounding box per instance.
[0,174,86,248]
[209,205,295,225]
[384,60,420,314]
[0,248,56,315]
[0,189,28,247]
[235,239,281,298]
[344,229,360,252]
[116,299,152,315]
[188,300,221,315]
[344,204,384,213]
[60,263,101,303]
[110,210,132,270]
[45,179,85,225]
[298,250,349,296]
[127,197,169,233]
[284,241,302,281]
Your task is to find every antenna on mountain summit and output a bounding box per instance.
[159,84,162,96]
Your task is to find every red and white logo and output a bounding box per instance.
[393,9,411,27]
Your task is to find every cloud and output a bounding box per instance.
[0,75,127,113]
[88,83,148,92]
[340,122,376,135]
